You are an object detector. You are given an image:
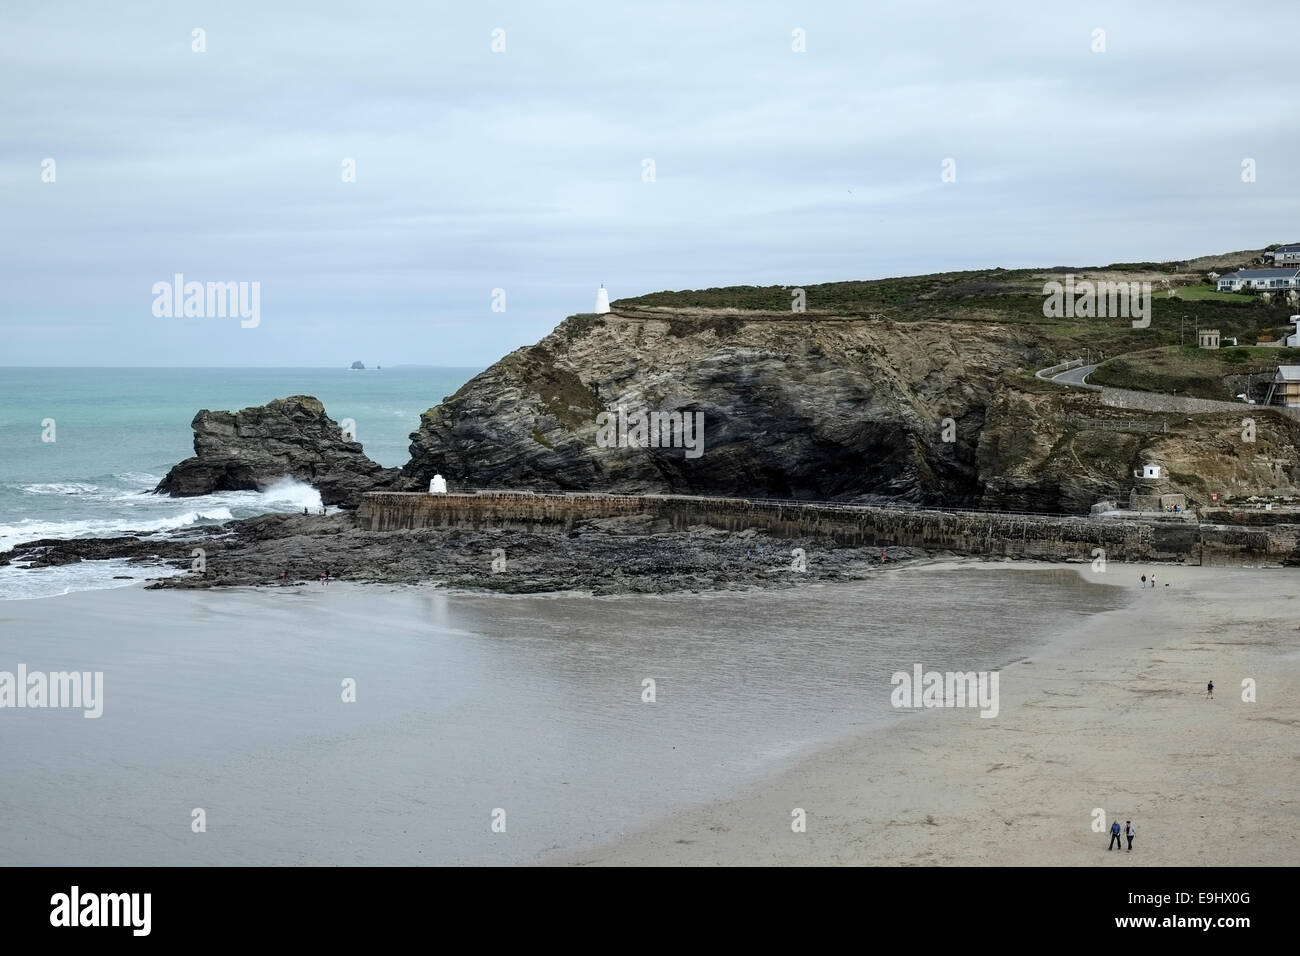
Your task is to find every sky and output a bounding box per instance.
[2,0,1297,367]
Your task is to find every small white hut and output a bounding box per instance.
[429,474,447,494]
[594,284,611,314]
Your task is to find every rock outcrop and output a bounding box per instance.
[154,395,408,506]
[404,309,1050,505]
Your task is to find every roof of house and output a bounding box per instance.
[1276,366,1300,381]
[1271,245,1300,253]
[1222,269,1300,279]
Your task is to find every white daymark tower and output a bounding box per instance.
[595,284,611,314]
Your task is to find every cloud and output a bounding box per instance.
[1,0,1296,365]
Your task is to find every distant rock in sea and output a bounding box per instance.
[350,361,366,369]
[153,395,411,507]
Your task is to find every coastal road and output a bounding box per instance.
[1051,363,1099,387]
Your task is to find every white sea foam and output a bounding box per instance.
[255,477,323,511]
[0,558,185,601]
[0,508,235,548]
[1,477,324,597]
[20,482,101,496]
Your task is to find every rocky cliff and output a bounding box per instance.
[404,309,1052,505]
[405,296,1300,511]
[155,395,409,506]
[977,382,1300,511]
[153,259,1300,514]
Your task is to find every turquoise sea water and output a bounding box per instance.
[0,367,477,598]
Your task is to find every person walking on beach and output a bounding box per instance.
[1140,574,1146,589]
[1207,680,1214,699]
[1108,819,1122,851]
[1125,820,1135,852]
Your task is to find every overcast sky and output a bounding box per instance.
[2,1,1296,367]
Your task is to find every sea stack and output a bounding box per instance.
[153,395,410,506]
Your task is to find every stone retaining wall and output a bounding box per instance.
[1099,387,1300,421]
[356,492,1300,566]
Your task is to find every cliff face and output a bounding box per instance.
[977,384,1300,511]
[155,396,409,506]
[405,310,1050,505]
[149,312,1300,514]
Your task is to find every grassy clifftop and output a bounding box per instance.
[613,250,1298,384]
[1088,345,1300,400]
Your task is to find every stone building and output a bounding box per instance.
[1128,462,1188,513]
[1197,328,1220,349]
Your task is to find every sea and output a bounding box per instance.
[0,367,478,599]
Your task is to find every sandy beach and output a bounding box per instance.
[2,560,1294,866]
[569,563,1300,866]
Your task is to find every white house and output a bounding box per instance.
[1265,245,1300,266]
[1217,268,1300,292]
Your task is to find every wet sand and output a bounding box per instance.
[570,563,1300,865]
[3,561,1293,866]
[1,565,1111,865]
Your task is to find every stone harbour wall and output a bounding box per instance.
[356,492,1300,566]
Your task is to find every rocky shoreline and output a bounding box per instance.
[4,385,935,596]
[0,512,925,596]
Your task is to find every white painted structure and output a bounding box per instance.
[429,474,447,494]
[1217,268,1300,292]
[1135,464,1161,480]
[594,284,611,314]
